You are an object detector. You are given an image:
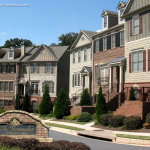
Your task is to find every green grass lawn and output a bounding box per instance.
[0,145,20,150]
[116,134,150,140]
[46,122,85,131]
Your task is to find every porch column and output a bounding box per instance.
[82,75,85,90]
[109,66,113,92]
[119,64,124,92]
[24,84,26,95]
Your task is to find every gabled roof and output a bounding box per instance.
[70,30,97,50]
[101,10,118,17]
[80,66,92,74]
[122,0,134,16]
[117,1,127,9]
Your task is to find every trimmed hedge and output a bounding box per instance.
[0,137,91,150]
[124,116,142,130]
[146,113,150,123]
[100,114,113,126]
[77,112,92,122]
[109,115,125,128]
[63,115,77,120]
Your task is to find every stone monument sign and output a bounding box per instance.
[0,110,49,139]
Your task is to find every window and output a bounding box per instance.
[0,82,3,91]
[10,65,16,73]
[31,63,39,73]
[78,74,80,86]
[45,63,54,74]
[78,51,81,62]
[95,66,99,83]
[103,16,107,28]
[2,65,6,73]
[4,82,9,91]
[84,49,87,61]
[0,100,4,108]
[42,81,54,93]
[120,9,124,22]
[73,52,75,63]
[133,15,139,35]
[73,73,81,87]
[22,65,27,74]
[8,50,14,59]
[95,40,99,53]
[120,31,124,46]
[132,51,143,72]
[100,67,109,85]
[9,82,13,91]
[81,36,85,41]
[103,37,107,50]
[0,82,13,92]
[31,83,39,95]
[111,34,116,49]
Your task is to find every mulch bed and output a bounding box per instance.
[93,125,150,133]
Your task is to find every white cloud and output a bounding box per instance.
[0,32,7,36]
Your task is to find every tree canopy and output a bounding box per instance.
[3,38,34,48]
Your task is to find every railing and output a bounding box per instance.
[125,87,150,102]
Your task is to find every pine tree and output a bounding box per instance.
[129,87,136,101]
[96,87,108,123]
[54,89,70,119]
[39,84,53,115]
[80,88,92,106]
[23,92,30,112]
[15,94,20,110]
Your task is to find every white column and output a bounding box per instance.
[24,85,26,95]
[109,67,113,92]
[119,65,123,92]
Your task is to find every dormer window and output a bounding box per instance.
[119,8,124,22]
[103,16,108,29]
[8,48,14,59]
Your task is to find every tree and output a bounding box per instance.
[80,88,92,106]
[54,89,70,119]
[23,92,30,112]
[58,32,78,48]
[15,94,20,110]
[96,87,108,123]
[39,84,53,115]
[129,87,136,100]
[3,38,33,48]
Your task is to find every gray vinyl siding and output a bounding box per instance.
[129,0,150,13]
[108,15,118,28]
[125,12,150,42]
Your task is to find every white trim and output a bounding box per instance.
[125,36,150,44]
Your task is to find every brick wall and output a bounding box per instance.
[0,110,49,139]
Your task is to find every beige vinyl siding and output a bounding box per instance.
[126,12,150,42]
[125,36,150,83]
[129,0,150,13]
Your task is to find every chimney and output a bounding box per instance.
[21,42,25,56]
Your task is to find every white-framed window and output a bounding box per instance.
[31,63,39,73]
[78,51,81,62]
[9,82,13,91]
[132,50,143,72]
[95,65,99,82]
[103,37,107,50]
[0,82,13,92]
[73,52,75,64]
[42,81,54,93]
[31,82,39,95]
[119,8,124,22]
[133,15,139,35]
[4,82,9,92]
[100,67,109,85]
[111,34,116,49]
[73,73,81,87]
[84,49,87,61]
[103,16,108,28]
[45,63,54,74]
[22,65,27,74]
[120,31,124,46]
[95,39,99,53]
[8,48,14,59]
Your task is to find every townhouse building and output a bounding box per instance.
[0,45,69,111]
[92,2,127,110]
[69,30,97,105]
[114,0,150,119]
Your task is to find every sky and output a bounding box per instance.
[0,0,128,46]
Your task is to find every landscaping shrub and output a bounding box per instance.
[100,114,113,126]
[23,92,30,112]
[80,88,92,106]
[143,123,150,129]
[77,112,92,122]
[54,89,70,119]
[92,113,97,120]
[0,109,5,114]
[109,115,126,128]
[39,84,53,115]
[15,94,20,110]
[124,116,142,130]
[129,87,136,101]
[40,111,54,118]
[63,115,77,120]
[146,113,150,123]
[96,87,108,123]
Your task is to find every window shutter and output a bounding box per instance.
[37,65,39,73]
[139,15,143,33]
[148,49,150,71]
[42,82,45,93]
[130,19,133,36]
[129,53,132,73]
[52,82,54,93]
[31,65,33,73]
[115,32,120,47]
[93,40,96,53]
[143,50,146,72]
[107,35,111,50]
[99,39,103,51]
[72,75,74,87]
